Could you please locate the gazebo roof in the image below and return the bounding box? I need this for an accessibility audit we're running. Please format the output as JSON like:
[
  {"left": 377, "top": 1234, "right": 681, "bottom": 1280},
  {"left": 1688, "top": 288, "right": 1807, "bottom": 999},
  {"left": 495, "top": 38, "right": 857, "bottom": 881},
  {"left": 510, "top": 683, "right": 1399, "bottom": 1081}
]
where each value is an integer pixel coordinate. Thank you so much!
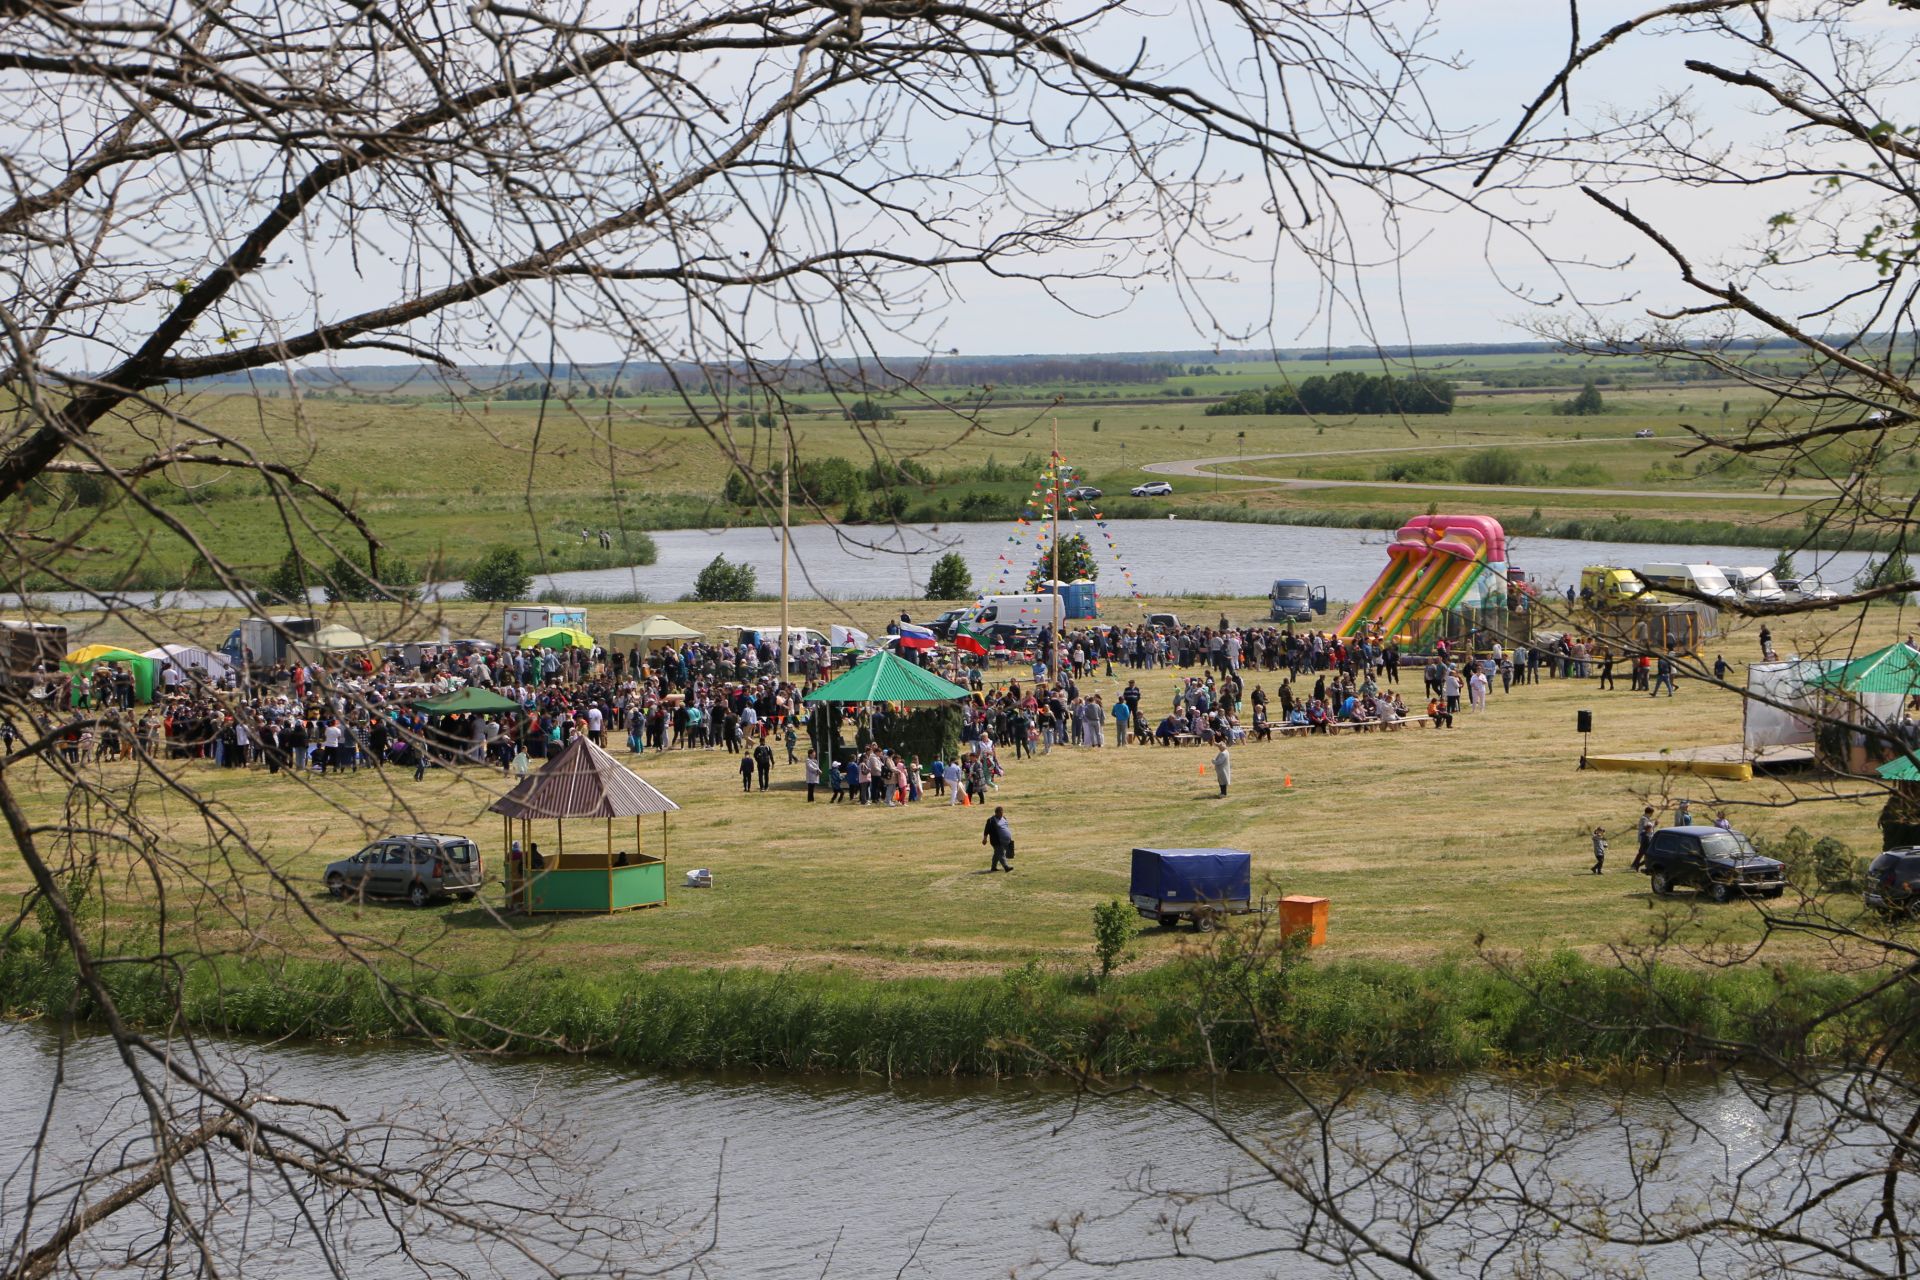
[
  {"left": 415, "top": 685, "right": 523, "bottom": 715},
  {"left": 1880, "top": 754, "right": 1920, "bottom": 783},
  {"left": 803, "top": 650, "right": 971, "bottom": 706},
  {"left": 1809, "top": 642, "right": 1920, "bottom": 694},
  {"left": 489, "top": 735, "right": 680, "bottom": 820}
]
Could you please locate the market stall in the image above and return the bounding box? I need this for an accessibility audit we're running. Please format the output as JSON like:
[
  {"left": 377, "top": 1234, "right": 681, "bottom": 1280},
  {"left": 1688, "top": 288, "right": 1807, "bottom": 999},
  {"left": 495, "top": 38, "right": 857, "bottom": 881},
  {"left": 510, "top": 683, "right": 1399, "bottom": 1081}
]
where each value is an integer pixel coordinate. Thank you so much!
[{"left": 609, "top": 615, "right": 702, "bottom": 657}]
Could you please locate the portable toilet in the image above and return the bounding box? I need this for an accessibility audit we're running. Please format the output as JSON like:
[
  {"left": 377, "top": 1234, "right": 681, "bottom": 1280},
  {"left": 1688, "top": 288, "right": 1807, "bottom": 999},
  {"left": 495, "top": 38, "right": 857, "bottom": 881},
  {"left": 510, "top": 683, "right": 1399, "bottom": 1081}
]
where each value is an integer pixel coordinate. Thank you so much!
[{"left": 1063, "top": 579, "right": 1098, "bottom": 619}]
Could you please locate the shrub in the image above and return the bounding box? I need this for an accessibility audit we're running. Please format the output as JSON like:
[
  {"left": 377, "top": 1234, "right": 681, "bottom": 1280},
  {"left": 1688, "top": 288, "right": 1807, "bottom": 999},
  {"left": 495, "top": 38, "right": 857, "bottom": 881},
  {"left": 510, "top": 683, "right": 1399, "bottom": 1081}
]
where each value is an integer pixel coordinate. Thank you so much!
[
  {"left": 1857, "top": 547, "right": 1914, "bottom": 593},
  {"left": 1091, "top": 900, "right": 1135, "bottom": 980},
  {"left": 1375, "top": 456, "right": 1457, "bottom": 484},
  {"left": 259, "top": 548, "right": 312, "bottom": 605},
  {"left": 324, "top": 550, "right": 418, "bottom": 603},
  {"left": 926, "top": 552, "right": 973, "bottom": 600},
  {"left": 1458, "top": 447, "right": 1527, "bottom": 486},
  {"left": 463, "top": 545, "right": 533, "bottom": 602},
  {"left": 1024, "top": 533, "right": 1098, "bottom": 588},
  {"left": 1553, "top": 378, "right": 1606, "bottom": 416},
  {"left": 693, "top": 554, "right": 757, "bottom": 601},
  {"left": 63, "top": 471, "right": 110, "bottom": 508},
  {"left": 1550, "top": 462, "right": 1611, "bottom": 487}
]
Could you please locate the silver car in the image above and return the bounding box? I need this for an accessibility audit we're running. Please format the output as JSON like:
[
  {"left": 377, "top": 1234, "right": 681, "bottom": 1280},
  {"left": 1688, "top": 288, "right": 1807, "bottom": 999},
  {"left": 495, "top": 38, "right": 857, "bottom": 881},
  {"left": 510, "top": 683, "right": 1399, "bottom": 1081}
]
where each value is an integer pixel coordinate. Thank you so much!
[{"left": 324, "top": 833, "right": 482, "bottom": 907}]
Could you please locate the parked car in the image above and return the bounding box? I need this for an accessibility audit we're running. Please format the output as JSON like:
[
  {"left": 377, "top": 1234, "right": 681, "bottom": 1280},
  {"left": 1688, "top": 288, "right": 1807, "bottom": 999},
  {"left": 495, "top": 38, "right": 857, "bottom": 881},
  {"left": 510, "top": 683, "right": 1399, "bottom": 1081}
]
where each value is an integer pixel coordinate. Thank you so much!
[
  {"left": 1641, "top": 825, "right": 1786, "bottom": 902},
  {"left": 324, "top": 833, "right": 483, "bottom": 907},
  {"left": 1633, "top": 428, "right": 1656, "bottom": 438},
  {"left": 1130, "top": 480, "right": 1173, "bottom": 497},
  {"left": 1778, "top": 575, "right": 1841, "bottom": 605},
  {"left": 1065, "top": 485, "right": 1103, "bottom": 501},
  {"left": 1144, "top": 612, "right": 1180, "bottom": 630},
  {"left": 1865, "top": 848, "right": 1920, "bottom": 917},
  {"left": 927, "top": 607, "right": 971, "bottom": 638}
]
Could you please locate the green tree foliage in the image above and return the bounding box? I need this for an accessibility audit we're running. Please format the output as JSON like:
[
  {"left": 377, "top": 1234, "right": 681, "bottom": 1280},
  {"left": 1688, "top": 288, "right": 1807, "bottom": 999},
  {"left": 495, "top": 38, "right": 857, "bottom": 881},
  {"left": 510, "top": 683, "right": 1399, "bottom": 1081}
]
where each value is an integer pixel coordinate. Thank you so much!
[
  {"left": 1553, "top": 378, "right": 1607, "bottom": 416},
  {"left": 845, "top": 398, "right": 889, "bottom": 421},
  {"left": 1204, "top": 372, "right": 1454, "bottom": 417},
  {"left": 1025, "top": 533, "right": 1098, "bottom": 589},
  {"left": 692, "top": 554, "right": 758, "bottom": 601},
  {"left": 723, "top": 456, "right": 864, "bottom": 507},
  {"left": 1457, "top": 448, "right": 1527, "bottom": 486},
  {"left": 260, "top": 548, "right": 312, "bottom": 605},
  {"left": 62, "top": 471, "right": 109, "bottom": 509},
  {"left": 1856, "top": 547, "right": 1914, "bottom": 593},
  {"left": 1771, "top": 547, "right": 1798, "bottom": 583},
  {"left": 925, "top": 552, "right": 973, "bottom": 600},
  {"left": 1091, "top": 899, "right": 1135, "bottom": 980},
  {"left": 323, "top": 550, "right": 417, "bottom": 603},
  {"left": 463, "top": 545, "right": 533, "bottom": 602}
]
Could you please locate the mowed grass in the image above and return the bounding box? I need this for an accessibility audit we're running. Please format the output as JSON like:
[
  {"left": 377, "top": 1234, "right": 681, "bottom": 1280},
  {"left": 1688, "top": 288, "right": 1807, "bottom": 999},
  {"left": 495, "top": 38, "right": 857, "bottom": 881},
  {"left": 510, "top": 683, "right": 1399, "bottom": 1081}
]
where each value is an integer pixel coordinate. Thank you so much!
[{"left": 9, "top": 596, "right": 1915, "bottom": 981}]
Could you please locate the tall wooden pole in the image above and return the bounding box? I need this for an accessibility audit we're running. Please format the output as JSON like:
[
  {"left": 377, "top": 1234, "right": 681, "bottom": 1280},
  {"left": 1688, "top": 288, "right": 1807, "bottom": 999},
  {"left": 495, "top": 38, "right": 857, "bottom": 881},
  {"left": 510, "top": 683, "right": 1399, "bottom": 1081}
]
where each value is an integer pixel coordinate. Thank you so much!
[
  {"left": 779, "top": 424, "right": 791, "bottom": 683},
  {"left": 1049, "top": 416, "right": 1061, "bottom": 686}
]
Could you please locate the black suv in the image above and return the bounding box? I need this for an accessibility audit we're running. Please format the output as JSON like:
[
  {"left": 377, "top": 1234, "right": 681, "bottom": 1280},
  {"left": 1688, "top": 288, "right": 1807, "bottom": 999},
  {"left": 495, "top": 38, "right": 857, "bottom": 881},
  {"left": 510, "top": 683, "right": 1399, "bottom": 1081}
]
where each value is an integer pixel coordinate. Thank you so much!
[
  {"left": 1642, "top": 825, "right": 1786, "bottom": 903},
  {"left": 1865, "top": 848, "right": 1920, "bottom": 917}
]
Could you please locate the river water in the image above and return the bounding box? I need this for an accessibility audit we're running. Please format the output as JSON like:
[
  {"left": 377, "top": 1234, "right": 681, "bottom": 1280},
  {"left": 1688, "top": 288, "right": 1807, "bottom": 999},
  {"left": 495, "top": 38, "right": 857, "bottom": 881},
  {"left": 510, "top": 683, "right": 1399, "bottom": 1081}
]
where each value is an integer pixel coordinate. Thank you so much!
[
  {"left": 0, "top": 1021, "right": 1889, "bottom": 1278},
  {"left": 13, "top": 519, "right": 1876, "bottom": 613}
]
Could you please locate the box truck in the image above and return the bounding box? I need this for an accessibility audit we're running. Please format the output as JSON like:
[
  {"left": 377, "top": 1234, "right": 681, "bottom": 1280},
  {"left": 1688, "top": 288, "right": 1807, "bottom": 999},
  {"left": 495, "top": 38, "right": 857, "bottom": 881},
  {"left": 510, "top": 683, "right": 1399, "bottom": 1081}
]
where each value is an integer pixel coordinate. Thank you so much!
[{"left": 501, "top": 605, "right": 587, "bottom": 650}]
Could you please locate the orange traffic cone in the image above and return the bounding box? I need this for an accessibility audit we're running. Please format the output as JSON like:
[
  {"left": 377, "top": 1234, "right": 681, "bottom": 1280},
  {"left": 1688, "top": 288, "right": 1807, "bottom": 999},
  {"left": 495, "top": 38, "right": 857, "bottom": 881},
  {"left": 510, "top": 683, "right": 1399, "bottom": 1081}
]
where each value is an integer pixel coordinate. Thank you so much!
[{"left": 1284, "top": 774, "right": 1293, "bottom": 789}]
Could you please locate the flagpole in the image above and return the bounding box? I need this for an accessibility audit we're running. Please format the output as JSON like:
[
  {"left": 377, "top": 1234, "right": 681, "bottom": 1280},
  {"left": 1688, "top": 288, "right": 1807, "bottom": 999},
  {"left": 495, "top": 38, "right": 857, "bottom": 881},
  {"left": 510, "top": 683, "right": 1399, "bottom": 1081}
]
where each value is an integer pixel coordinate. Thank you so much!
[
  {"left": 1049, "top": 416, "right": 1061, "bottom": 687},
  {"left": 779, "top": 423, "right": 791, "bottom": 684}
]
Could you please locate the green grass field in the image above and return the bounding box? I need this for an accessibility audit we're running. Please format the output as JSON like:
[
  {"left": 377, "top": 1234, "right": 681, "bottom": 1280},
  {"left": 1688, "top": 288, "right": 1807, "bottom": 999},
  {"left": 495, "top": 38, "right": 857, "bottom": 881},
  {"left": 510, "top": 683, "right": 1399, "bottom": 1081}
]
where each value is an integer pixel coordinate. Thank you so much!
[
  {"left": 11, "top": 596, "right": 1914, "bottom": 984},
  {"left": 14, "top": 375, "right": 1897, "bottom": 594}
]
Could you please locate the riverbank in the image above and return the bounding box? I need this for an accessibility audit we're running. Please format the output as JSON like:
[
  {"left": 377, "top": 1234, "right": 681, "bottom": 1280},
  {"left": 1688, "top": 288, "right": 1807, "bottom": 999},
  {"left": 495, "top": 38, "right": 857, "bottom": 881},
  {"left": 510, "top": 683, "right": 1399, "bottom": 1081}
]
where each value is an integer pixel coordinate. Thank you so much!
[{"left": 0, "top": 944, "right": 1895, "bottom": 1076}]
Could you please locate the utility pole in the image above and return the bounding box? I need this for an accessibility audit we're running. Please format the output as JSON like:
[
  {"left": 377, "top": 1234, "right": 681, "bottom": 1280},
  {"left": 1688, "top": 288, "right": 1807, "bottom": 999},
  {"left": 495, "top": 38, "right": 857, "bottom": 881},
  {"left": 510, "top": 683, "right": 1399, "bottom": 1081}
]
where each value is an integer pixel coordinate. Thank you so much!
[
  {"left": 1049, "top": 416, "right": 1062, "bottom": 686},
  {"left": 779, "top": 423, "right": 791, "bottom": 683}
]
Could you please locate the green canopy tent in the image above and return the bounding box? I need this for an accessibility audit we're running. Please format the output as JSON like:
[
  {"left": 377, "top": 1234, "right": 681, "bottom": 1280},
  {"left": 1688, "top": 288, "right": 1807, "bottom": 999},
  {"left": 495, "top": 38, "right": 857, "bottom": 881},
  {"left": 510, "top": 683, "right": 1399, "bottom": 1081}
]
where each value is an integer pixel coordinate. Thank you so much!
[
  {"left": 414, "top": 686, "right": 524, "bottom": 715},
  {"left": 1811, "top": 643, "right": 1920, "bottom": 775},
  {"left": 1809, "top": 643, "right": 1920, "bottom": 694},
  {"left": 1879, "top": 755, "right": 1920, "bottom": 783},
  {"left": 804, "top": 650, "right": 970, "bottom": 764},
  {"left": 803, "top": 650, "right": 971, "bottom": 706},
  {"left": 519, "top": 625, "right": 595, "bottom": 650},
  {"left": 59, "top": 645, "right": 157, "bottom": 705}
]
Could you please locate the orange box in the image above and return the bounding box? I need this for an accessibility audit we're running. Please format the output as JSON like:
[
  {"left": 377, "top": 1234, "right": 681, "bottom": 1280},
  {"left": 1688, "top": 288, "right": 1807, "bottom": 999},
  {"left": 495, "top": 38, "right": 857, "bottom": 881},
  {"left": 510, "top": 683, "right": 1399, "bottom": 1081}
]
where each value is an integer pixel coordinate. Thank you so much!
[{"left": 1279, "top": 895, "right": 1329, "bottom": 946}]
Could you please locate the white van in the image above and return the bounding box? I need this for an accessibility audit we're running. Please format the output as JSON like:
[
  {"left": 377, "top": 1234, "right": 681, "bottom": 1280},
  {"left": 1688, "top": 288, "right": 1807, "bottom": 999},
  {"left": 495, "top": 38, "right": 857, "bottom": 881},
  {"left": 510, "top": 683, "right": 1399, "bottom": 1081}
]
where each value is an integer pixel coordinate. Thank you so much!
[
  {"left": 968, "top": 594, "right": 1062, "bottom": 635},
  {"left": 1637, "top": 563, "right": 1736, "bottom": 601},
  {"left": 1726, "top": 567, "right": 1785, "bottom": 604}
]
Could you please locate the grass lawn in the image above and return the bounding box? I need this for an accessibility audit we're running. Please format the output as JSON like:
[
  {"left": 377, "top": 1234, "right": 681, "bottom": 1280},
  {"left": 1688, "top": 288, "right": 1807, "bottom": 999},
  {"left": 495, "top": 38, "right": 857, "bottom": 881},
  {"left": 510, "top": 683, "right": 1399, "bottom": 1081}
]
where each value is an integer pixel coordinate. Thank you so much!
[{"left": 9, "top": 596, "right": 1914, "bottom": 984}]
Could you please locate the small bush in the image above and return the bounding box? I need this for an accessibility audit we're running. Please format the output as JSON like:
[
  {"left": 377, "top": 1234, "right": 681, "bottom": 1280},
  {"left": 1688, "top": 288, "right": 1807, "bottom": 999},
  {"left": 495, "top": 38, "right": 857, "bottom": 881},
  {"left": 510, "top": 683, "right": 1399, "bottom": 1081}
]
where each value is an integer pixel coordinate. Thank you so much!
[
  {"left": 926, "top": 552, "right": 973, "bottom": 600},
  {"left": 1091, "top": 900, "right": 1135, "bottom": 980},
  {"left": 464, "top": 545, "right": 533, "bottom": 602},
  {"left": 693, "top": 554, "right": 758, "bottom": 601},
  {"left": 1458, "top": 447, "right": 1527, "bottom": 486}
]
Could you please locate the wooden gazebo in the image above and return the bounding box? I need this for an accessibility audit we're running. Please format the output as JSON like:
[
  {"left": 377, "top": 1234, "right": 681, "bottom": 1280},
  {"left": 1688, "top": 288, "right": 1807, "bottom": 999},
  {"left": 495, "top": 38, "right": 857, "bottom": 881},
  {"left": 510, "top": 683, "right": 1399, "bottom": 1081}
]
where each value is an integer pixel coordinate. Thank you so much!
[{"left": 489, "top": 735, "right": 679, "bottom": 914}]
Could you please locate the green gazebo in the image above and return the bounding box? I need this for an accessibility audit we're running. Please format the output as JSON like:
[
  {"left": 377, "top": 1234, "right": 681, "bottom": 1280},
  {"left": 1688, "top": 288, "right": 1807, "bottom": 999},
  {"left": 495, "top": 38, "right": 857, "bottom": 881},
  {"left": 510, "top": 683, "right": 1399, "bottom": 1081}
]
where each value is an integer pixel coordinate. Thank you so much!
[
  {"left": 414, "top": 686, "right": 524, "bottom": 715},
  {"left": 489, "top": 735, "right": 679, "bottom": 915},
  {"left": 803, "top": 650, "right": 972, "bottom": 707}
]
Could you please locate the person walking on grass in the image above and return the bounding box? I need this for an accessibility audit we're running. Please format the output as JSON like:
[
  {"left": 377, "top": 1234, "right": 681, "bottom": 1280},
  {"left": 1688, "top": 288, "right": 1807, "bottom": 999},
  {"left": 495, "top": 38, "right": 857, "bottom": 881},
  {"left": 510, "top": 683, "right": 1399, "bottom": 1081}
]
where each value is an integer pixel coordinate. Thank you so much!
[
  {"left": 1633, "top": 805, "right": 1656, "bottom": 871},
  {"left": 1212, "top": 738, "right": 1232, "bottom": 797},
  {"left": 983, "top": 805, "right": 1014, "bottom": 873},
  {"left": 738, "top": 751, "right": 754, "bottom": 793},
  {"left": 753, "top": 740, "right": 774, "bottom": 791},
  {"left": 1591, "top": 826, "right": 1608, "bottom": 875},
  {"left": 804, "top": 748, "right": 820, "bottom": 802}
]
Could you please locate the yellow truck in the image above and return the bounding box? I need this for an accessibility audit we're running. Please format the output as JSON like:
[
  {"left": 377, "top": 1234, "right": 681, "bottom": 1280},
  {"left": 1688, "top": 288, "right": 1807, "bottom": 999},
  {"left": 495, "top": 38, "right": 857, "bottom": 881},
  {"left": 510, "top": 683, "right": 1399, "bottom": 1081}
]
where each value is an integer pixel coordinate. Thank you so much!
[{"left": 1576, "top": 565, "right": 1718, "bottom": 654}]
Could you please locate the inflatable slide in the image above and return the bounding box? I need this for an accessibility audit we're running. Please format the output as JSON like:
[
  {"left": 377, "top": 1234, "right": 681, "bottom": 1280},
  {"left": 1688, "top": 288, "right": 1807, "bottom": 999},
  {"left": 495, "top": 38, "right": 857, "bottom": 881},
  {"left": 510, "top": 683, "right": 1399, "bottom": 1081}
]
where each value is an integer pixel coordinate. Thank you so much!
[{"left": 1335, "top": 514, "right": 1507, "bottom": 650}]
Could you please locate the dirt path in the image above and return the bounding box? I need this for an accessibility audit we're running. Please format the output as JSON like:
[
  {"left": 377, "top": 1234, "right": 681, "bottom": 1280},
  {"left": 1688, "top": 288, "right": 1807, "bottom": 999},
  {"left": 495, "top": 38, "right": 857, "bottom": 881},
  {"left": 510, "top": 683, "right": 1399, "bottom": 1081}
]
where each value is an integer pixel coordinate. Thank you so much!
[{"left": 1139, "top": 434, "right": 1814, "bottom": 503}]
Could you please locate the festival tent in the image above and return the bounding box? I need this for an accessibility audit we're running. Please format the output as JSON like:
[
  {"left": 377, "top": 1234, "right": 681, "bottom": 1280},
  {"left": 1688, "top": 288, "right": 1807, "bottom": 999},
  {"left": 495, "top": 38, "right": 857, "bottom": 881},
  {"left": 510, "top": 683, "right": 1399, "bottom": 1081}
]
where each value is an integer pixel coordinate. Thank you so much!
[
  {"left": 608, "top": 616, "right": 702, "bottom": 651},
  {"left": 803, "top": 650, "right": 970, "bottom": 706},
  {"left": 489, "top": 735, "right": 679, "bottom": 915},
  {"left": 1809, "top": 642, "right": 1920, "bottom": 694},
  {"left": 59, "top": 645, "right": 157, "bottom": 703},
  {"left": 296, "top": 624, "right": 374, "bottom": 652},
  {"left": 519, "top": 625, "right": 595, "bottom": 650},
  {"left": 1879, "top": 754, "right": 1920, "bottom": 783},
  {"left": 414, "top": 686, "right": 523, "bottom": 715},
  {"left": 140, "top": 643, "right": 233, "bottom": 678}
]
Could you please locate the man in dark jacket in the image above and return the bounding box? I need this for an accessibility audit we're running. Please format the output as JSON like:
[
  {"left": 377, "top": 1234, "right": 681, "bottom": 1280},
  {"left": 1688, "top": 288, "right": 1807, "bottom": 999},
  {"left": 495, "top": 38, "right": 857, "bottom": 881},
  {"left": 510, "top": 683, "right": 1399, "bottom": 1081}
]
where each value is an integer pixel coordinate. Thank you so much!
[{"left": 982, "top": 806, "right": 1014, "bottom": 873}]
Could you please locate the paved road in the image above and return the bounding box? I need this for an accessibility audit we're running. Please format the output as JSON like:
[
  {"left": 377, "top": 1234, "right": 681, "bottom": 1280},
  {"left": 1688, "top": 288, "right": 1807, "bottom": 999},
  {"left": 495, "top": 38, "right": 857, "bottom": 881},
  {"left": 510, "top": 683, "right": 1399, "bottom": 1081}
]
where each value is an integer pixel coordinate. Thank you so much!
[{"left": 1138, "top": 435, "right": 1813, "bottom": 503}]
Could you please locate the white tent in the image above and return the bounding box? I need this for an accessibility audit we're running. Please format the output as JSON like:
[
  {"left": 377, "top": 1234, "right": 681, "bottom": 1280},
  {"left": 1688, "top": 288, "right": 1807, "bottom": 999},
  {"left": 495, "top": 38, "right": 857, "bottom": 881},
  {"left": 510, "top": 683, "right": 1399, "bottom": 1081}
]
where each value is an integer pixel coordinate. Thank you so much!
[{"left": 140, "top": 643, "right": 233, "bottom": 677}]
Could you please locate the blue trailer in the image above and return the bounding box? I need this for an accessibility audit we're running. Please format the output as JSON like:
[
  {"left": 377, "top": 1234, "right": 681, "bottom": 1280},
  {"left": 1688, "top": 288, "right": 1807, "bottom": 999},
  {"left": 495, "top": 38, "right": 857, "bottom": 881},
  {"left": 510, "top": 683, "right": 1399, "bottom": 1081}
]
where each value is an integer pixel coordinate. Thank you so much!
[{"left": 1130, "top": 847, "right": 1253, "bottom": 931}]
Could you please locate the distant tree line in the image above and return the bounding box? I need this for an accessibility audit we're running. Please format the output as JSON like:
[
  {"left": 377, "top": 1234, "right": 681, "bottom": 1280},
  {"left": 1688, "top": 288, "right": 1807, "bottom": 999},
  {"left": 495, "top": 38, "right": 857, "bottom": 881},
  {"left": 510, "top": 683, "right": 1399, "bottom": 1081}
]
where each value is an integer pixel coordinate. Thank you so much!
[{"left": 1204, "top": 372, "right": 1455, "bottom": 417}]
